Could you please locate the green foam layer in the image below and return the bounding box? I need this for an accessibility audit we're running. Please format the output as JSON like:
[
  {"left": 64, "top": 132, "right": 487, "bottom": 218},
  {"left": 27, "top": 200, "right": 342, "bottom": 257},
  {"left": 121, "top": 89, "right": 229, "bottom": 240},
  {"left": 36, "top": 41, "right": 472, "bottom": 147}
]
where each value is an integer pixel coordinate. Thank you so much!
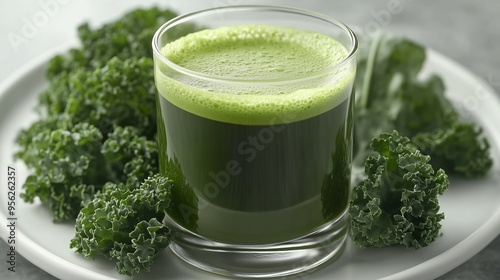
[{"left": 157, "top": 24, "right": 354, "bottom": 125}]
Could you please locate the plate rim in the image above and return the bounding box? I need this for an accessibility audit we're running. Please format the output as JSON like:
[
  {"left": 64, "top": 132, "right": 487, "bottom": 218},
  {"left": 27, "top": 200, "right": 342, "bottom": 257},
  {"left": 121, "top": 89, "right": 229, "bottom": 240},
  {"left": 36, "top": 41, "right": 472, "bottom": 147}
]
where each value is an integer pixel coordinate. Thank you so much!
[{"left": 0, "top": 43, "right": 499, "bottom": 280}]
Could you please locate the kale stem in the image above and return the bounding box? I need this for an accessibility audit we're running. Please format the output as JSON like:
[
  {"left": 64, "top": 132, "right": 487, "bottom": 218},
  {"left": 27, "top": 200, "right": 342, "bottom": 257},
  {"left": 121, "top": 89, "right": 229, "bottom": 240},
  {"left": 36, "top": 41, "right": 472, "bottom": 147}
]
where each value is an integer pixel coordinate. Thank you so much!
[{"left": 359, "top": 31, "right": 384, "bottom": 110}]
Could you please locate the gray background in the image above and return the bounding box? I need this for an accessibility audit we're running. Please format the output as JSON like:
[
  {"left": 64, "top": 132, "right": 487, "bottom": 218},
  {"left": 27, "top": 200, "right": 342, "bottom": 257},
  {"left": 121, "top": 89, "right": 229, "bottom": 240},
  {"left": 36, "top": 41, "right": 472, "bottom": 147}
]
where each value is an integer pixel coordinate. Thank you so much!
[{"left": 1, "top": 0, "right": 499, "bottom": 279}]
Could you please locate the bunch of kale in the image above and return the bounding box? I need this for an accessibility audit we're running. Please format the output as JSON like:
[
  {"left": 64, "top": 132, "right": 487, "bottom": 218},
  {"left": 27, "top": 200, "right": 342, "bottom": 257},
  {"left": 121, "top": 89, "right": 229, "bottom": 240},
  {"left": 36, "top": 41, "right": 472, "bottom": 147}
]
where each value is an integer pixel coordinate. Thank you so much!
[
  {"left": 15, "top": 7, "right": 194, "bottom": 276},
  {"left": 349, "top": 32, "right": 492, "bottom": 249}
]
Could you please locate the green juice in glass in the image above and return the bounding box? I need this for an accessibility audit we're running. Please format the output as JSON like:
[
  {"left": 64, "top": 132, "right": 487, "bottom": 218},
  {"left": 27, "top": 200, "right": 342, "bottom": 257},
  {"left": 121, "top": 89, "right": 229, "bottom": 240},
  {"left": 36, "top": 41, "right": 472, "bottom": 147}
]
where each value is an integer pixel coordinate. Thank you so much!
[{"left": 156, "top": 24, "right": 354, "bottom": 245}]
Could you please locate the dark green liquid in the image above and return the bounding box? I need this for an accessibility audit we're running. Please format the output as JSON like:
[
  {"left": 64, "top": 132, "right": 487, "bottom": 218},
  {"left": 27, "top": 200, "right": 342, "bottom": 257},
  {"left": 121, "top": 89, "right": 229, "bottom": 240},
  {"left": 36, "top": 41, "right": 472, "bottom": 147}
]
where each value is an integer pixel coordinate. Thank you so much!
[
  {"left": 156, "top": 24, "right": 354, "bottom": 244},
  {"left": 157, "top": 92, "right": 353, "bottom": 245}
]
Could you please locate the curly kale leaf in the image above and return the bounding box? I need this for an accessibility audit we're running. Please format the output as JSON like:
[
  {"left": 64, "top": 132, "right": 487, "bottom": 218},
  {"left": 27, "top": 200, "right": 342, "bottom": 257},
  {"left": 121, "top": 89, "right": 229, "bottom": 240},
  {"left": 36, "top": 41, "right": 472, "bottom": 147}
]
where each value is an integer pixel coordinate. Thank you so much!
[
  {"left": 349, "top": 131, "right": 449, "bottom": 249},
  {"left": 391, "top": 75, "right": 458, "bottom": 137},
  {"left": 16, "top": 57, "right": 160, "bottom": 221},
  {"left": 15, "top": 115, "right": 69, "bottom": 156},
  {"left": 16, "top": 121, "right": 159, "bottom": 222},
  {"left": 16, "top": 7, "right": 189, "bottom": 223},
  {"left": 412, "top": 123, "right": 493, "bottom": 178},
  {"left": 17, "top": 122, "right": 108, "bottom": 221},
  {"left": 356, "top": 32, "right": 426, "bottom": 111},
  {"left": 353, "top": 32, "right": 428, "bottom": 164},
  {"left": 353, "top": 31, "right": 493, "bottom": 178},
  {"left": 70, "top": 175, "right": 173, "bottom": 276},
  {"left": 41, "top": 57, "right": 157, "bottom": 138},
  {"left": 46, "top": 7, "right": 181, "bottom": 79},
  {"left": 102, "top": 126, "right": 159, "bottom": 186}
]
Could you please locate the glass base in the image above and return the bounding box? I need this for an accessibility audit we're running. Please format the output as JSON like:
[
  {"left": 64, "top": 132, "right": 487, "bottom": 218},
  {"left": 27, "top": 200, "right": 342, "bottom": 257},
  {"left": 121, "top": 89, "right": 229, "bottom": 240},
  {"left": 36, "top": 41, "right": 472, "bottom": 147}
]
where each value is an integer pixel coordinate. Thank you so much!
[{"left": 167, "top": 211, "right": 348, "bottom": 278}]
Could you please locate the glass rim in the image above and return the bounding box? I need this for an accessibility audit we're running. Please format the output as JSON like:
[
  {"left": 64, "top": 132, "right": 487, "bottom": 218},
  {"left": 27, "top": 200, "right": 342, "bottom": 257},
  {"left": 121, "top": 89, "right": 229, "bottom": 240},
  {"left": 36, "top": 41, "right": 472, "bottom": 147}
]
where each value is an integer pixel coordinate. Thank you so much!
[{"left": 152, "top": 5, "right": 358, "bottom": 84}]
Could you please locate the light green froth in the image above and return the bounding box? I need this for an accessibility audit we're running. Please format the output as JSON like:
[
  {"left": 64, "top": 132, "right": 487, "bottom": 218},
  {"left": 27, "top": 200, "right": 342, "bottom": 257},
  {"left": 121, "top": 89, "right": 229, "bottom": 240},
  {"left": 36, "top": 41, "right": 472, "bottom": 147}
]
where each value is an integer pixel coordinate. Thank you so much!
[{"left": 157, "top": 24, "right": 354, "bottom": 125}]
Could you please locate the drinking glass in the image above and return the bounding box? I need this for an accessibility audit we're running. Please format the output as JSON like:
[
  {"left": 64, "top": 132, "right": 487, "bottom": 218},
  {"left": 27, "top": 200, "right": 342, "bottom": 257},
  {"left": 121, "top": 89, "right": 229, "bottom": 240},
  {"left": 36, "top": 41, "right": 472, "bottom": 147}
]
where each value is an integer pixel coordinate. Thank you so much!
[{"left": 152, "top": 5, "right": 357, "bottom": 278}]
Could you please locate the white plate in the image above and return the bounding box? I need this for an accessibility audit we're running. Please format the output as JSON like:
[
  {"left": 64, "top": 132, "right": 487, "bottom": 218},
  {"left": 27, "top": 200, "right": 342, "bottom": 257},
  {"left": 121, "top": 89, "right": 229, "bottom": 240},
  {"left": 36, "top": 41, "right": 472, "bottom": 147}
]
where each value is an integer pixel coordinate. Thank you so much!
[{"left": 0, "top": 44, "right": 499, "bottom": 280}]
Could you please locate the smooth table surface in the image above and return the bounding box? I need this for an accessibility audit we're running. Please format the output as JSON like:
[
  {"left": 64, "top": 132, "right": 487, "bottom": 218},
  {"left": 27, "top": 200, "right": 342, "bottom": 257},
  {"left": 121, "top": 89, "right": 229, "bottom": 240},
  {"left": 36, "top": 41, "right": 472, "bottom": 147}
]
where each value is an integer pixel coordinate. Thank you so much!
[{"left": 1, "top": 0, "right": 499, "bottom": 279}]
